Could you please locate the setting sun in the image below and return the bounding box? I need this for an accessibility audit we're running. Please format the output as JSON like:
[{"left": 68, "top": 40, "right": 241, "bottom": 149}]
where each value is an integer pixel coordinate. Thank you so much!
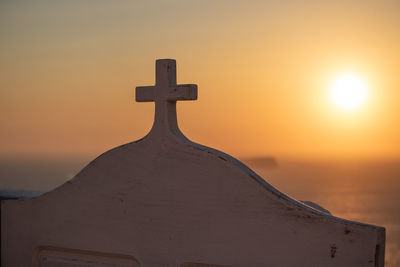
[{"left": 329, "top": 73, "right": 369, "bottom": 111}]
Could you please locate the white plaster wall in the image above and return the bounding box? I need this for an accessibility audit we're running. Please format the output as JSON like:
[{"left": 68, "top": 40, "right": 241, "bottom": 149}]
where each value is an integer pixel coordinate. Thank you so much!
[{"left": 1, "top": 136, "right": 385, "bottom": 266}]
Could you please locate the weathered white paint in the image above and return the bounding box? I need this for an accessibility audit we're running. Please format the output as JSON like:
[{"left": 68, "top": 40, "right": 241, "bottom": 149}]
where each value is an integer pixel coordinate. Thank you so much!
[{"left": 1, "top": 59, "right": 385, "bottom": 267}]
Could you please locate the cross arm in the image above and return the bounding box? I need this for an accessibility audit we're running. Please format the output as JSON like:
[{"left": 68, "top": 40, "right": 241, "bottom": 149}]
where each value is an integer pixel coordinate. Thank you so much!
[
  {"left": 168, "top": 84, "right": 197, "bottom": 101},
  {"left": 136, "top": 84, "right": 197, "bottom": 102},
  {"left": 136, "top": 86, "right": 155, "bottom": 102}
]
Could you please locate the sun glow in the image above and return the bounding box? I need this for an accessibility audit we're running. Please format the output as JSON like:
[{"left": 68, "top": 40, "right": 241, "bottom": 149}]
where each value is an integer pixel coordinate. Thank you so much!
[{"left": 329, "top": 73, "right": 369, "bottom": 111}]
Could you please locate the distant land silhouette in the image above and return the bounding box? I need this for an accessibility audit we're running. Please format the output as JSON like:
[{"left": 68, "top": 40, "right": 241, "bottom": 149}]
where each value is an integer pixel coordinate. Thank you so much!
[
  {"left": 0, "top": 189, "right": 42, "bottom": 200},
  {"left": 241, "top": 156, "right": 278, "bottom": 168}
]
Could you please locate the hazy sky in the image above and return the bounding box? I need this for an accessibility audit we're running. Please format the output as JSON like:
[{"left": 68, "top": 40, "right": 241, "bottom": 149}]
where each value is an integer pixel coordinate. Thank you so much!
[{"left": 1, "top": 0, "right": 399, "bottom": 160}]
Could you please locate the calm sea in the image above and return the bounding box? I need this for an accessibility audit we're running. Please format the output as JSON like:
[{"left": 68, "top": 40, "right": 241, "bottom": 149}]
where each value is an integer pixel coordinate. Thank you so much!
[{"left": 1, "top": 157, "right": 399, "bottom": 266}]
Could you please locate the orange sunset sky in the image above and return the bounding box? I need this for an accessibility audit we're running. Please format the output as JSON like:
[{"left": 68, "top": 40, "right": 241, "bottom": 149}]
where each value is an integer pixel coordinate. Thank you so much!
[{"left": 1, "top": 0, "right": 399, "bottom": 160}]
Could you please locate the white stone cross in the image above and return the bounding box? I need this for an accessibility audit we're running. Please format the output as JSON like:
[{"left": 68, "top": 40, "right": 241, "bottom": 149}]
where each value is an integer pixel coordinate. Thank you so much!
[{"left": 136, "top": 59, "right": 197, "bottom": 137}]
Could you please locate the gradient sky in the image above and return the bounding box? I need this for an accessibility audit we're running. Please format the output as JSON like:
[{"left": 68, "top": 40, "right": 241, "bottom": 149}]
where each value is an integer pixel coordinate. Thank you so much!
[{"left": 1, "top": 0, "right": 399, "bottom": 160}]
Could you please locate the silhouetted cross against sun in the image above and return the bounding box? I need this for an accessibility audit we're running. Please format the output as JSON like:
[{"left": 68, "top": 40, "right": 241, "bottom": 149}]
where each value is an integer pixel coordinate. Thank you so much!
[{"left": 136, "top": 59, "right": 197, "bottom": 138}]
